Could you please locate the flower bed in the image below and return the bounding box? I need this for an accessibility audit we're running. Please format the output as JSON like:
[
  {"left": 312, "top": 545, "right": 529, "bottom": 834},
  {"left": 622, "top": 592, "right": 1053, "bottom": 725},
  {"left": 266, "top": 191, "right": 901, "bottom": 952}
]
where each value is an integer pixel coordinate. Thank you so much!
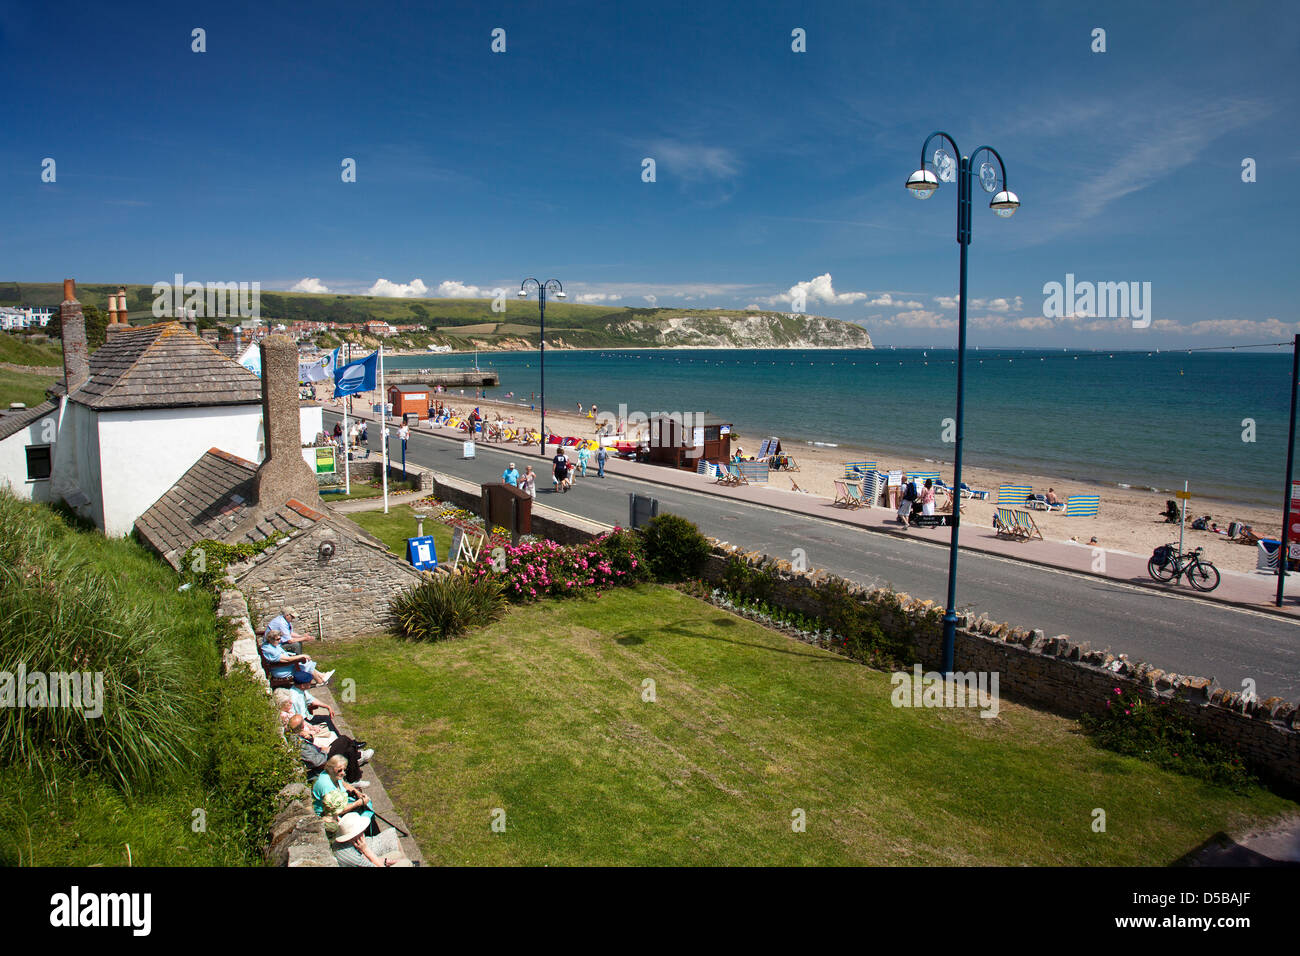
[{"left": 470, "top": 528, "right": 648, "bottom": 602}]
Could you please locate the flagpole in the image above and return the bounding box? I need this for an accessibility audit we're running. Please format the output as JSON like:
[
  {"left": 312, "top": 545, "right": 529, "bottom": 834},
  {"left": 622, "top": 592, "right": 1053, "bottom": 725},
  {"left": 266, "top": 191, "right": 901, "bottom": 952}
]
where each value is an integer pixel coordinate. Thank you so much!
[
  {"left": 341, "top": 345, "right": 350, "bottom": 495},
  {"left": 380, "top": 343, "right": 389, "bottom": 514}
]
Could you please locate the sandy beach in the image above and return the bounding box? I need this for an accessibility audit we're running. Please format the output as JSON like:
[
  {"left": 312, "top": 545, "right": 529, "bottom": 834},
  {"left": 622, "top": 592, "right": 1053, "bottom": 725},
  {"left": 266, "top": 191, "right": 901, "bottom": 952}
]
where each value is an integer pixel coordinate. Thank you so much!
[{"left": 334, "top": 390, "right": 1282, "bottom": 576}]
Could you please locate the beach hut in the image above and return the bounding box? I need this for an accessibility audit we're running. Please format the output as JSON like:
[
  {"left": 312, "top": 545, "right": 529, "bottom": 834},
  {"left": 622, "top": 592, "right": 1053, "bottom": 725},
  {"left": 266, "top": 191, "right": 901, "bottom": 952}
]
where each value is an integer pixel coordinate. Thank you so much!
[
  {"left": 647, "top": 412, "right": 733, "bottom": 470},
  {"left": 387, "top": 383, "right": 430, "bottom": 420}
]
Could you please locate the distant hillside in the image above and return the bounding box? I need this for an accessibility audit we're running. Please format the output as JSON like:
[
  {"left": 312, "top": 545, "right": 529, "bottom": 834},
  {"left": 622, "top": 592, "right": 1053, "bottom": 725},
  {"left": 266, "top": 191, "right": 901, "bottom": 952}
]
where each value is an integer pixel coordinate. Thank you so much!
[{"left": 0, "top": 282, "right": 872, "bottom": 351}]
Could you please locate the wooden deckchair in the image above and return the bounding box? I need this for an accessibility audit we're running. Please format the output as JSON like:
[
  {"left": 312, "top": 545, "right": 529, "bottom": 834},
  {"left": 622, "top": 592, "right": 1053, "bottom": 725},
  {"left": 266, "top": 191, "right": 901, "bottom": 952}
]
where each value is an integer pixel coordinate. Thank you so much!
[
  {"left": 845, "top": 483, "right": 866, "bottom": 508},
  {"left": 832, "top": 480, "right": 851, "bottom": 506},
  {"left": 727, "top": 464, "right": 749, "bottom": 485},
  {"left": 1013, "top": 509, "right": 1044, "bottom": 540},
  {"left": 994, "top": 508, "right": 1027, "bottom": 540}
]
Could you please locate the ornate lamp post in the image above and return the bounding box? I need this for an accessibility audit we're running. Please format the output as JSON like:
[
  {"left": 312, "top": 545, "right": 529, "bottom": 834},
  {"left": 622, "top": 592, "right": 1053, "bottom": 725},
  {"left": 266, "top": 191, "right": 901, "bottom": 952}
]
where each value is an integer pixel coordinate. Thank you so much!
[
  {"left": 906, "top": 132, "right": 1020, "bottom": 673},
  {"left": 517, "top": 278, "right": 565, "bottom": 455}
]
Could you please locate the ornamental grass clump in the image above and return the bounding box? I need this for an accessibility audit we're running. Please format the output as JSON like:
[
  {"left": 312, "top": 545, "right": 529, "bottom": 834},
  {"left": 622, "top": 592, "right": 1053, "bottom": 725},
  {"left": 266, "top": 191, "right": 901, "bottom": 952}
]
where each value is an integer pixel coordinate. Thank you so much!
[{"left": 388, "top": 573, "right": 507, "bottom": 641}]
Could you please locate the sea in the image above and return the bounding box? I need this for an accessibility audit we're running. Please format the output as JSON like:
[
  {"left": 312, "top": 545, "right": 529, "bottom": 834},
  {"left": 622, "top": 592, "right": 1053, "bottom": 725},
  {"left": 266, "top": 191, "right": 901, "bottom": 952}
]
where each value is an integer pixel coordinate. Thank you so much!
[{"left": 383, "top": 347, "right": 1297, "bottom": 509}]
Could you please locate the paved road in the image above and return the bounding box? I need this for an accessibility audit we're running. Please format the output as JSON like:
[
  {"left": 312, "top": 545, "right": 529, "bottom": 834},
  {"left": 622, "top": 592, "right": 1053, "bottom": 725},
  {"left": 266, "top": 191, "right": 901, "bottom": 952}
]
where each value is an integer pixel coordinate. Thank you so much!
[{"left": 329, "top": 412, "right": 1300, "bottom": 701}]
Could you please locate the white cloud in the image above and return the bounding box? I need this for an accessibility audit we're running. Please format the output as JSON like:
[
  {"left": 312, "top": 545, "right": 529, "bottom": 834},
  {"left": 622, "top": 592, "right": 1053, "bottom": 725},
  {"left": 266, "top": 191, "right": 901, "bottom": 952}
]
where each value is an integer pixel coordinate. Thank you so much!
[
  {"left": 367, "top": 278, "right": 430, "bottom": 298},
  {"left": 933, "top": 295, "right": 1023, "bottom": 312},
  {"left": 644, "top": 294, "right": 658, "bottom": 306},
  {"left": 865, "top": 292, "right": 924, "bottom": 309},
  {"left": 762, "top": 273, "right": 869, "bottom": 308},
  {"left": 874, "top": 309, "right": 956, "bottom": 330},
  {"left": 290, "top": 277, "right": 330, "bottom": 294},
  {"left": 576, "top": 293, "right": 618, "bottom": 304},
  {"left": 1152, "top": 317, "right": 1298, "bottom": 337},
  {"left": 648, "top": 141, "right": 741, "bottom": 182},
  {"left": 435, "top": 280, "right": 488, "bottom": 298}
]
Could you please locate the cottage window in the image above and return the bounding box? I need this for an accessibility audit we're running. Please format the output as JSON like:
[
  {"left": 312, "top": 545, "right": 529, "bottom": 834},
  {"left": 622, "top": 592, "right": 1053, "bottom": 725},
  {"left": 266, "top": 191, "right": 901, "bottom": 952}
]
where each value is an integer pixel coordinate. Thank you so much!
[
  {"left": 25, "top": 444, "right": 52, "bottom": 481},
  {"left": 703, "top": 426, "right": 721, "bottom": 441}
]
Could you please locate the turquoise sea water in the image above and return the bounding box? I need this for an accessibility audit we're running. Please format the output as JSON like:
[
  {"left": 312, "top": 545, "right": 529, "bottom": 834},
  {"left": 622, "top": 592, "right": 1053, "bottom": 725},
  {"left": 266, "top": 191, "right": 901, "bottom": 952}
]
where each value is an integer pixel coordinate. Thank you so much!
[{"left": 384, "top": 347, "right": 1296, "bottom": 508}]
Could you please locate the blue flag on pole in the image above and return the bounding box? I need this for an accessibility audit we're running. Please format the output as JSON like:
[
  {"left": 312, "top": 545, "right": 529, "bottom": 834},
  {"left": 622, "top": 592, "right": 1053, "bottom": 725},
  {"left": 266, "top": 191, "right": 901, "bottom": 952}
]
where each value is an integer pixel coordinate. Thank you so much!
[{"left": 333, "top": 350, "right": 378, "bottom": 396}]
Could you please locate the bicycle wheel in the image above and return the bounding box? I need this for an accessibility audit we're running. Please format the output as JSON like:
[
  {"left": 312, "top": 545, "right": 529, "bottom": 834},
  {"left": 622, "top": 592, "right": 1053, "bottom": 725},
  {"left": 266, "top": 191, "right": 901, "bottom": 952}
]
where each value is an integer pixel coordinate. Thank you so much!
[
  {"left": 1148, "top": 557, "right": 1177, "bottom": 582},
  {"left": 1187, "top": 559, "right": 1220, "bottom": 592}
]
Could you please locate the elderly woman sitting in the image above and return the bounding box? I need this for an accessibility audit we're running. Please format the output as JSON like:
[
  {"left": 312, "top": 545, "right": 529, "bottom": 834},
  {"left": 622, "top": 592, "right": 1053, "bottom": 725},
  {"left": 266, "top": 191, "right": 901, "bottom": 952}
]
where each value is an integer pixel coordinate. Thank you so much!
[
  {"left": 311, "top": 755, "right": 378, "bottom": 835},
  {"left": 332, "top": 812, "right": 401, "bottom": 867}
]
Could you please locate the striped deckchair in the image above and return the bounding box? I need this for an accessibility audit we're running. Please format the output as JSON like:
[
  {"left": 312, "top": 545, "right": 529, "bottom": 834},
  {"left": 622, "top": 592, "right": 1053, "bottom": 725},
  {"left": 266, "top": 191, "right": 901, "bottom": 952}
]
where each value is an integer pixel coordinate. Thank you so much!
[
  {"left": 1065, "top": 495, "right": 1101, "bottom": 517},
  {"left": 1014, "top": 510, "right": 1043, "bottom": 540},
  {"left": 843, "top": 461, "right": 878, "bottom": 479},
  {"left": 832, "top": 480, "right": 851, "bottom": 506},
  {"left": 844, "top": 483, "right": 866, "bottom": 508},
  {"left": 860, "top": 471, "right": 884, "bottom": 506},
  {"left": 996, "top": 483, "right": 1032, "bottom": 508},
  {"left": 994, "top": 508, "right": 1024, "bottom": 539}
]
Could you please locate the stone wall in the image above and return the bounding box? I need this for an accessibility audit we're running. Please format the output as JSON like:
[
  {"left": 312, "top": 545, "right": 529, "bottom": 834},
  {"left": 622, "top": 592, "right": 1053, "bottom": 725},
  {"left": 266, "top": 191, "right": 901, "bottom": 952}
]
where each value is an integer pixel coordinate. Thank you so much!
[
  {"left": 700, "top": 543, "right": 1300, "bottom": 794},
  {"left": 215, "top": 588, "right": 338, "bottom": 866},
  {"left": 231, "top": 520, "right": 423, "bottom": 638}
]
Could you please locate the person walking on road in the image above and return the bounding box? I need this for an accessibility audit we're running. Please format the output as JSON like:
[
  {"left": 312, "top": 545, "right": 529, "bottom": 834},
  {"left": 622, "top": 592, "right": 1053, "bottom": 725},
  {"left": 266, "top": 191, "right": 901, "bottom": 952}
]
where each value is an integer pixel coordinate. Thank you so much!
[{"left": 596, "top": 446, "right": 607, "bottom": 478}]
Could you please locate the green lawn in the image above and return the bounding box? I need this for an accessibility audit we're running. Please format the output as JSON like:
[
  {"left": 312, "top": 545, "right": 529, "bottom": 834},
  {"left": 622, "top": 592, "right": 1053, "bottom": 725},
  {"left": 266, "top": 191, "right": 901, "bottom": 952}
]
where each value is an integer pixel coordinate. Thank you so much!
[
  {"left": 346, "top": 503, "right": 454, "bottom": 563},
  {"left": 0, "top": 368, "right": 58, "bottom": 408},
  {"left": 320, "top": 478, "right": 418, "bottom": 503},
  {"left": 315, "top": 585, "right": 1296, "bottom": 866}
]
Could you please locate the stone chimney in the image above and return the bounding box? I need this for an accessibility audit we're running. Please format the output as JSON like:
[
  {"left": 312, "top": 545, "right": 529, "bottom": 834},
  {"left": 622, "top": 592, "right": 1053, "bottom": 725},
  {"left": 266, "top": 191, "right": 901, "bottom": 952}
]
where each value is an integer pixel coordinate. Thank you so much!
[
  {"left": 60, "top": 279, "right": 90, "bottom": 394},
  {"left": 253, "top": 334, "right": 320, "bottom": 507},
  {"left": 181, "top": 307, "right": 198, "bottom": 335}
]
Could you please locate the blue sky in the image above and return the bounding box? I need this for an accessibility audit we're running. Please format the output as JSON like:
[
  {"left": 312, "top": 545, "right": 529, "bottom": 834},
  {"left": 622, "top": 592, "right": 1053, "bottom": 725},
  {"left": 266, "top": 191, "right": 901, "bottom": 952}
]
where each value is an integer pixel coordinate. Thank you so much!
[{"left": 2, "top": 0, "right": 1297, "bottom": 346}]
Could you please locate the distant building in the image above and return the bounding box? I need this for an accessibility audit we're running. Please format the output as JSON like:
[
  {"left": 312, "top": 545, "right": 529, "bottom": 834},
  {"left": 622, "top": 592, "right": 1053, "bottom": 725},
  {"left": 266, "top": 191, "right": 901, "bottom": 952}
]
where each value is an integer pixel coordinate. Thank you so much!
[
  {"left": 364, "top": 320, "right": 394, "bottom": 337},
  {"left": 0, "top": 306, "right": 54, "bottom": 330},
  {"left": 387, "top": 384, "right": 430, "bottom": 420}
]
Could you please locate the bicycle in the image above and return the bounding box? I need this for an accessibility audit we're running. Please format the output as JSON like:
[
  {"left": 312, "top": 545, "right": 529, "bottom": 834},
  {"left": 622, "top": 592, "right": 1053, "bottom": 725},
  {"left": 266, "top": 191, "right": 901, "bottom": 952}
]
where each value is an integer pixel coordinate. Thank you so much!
[{"left": 1147, "top": 543, "right": 1220, "bottom": 592}]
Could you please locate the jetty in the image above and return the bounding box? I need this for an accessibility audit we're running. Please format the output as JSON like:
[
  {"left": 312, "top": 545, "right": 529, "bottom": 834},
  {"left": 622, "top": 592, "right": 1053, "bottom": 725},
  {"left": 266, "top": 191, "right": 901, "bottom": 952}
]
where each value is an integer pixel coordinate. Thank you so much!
[{"left": 384, "top": 367, "right": 499, "bottom": 388}]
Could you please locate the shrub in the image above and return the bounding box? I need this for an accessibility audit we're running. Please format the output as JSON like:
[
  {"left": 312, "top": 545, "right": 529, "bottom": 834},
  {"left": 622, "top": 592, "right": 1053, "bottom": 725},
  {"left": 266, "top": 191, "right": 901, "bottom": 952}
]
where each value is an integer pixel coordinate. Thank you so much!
[
  {"left": 640, "top": 513, "right": 710, "bottom": 582},
  {"left": 1080, "top": 687, "right": 1256, "bottom": 792},
  {"left": 389, "top": 573, "right": 507, "bottom": 641},
  {"left": 180, "top": 534, "right": 282, "bottom": 592},
  {"left": 207, "top": 666, "right": 298, "bottom": 856},
  {"left": 596, "top": 527, "right": 651, "bottom": 583},
  {"left": 475, "top": 535, "right": 645, "bottom": 602}
]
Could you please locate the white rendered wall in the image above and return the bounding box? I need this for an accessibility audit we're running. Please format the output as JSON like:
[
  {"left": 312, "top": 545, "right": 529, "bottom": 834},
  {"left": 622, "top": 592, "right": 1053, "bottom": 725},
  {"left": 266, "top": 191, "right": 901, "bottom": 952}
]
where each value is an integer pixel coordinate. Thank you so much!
[
  {"left": 97, "top": 404, "right": 263, "bottom": 537},
  {"left": 50, "top": 399, "right": 104, "bottom": 529},
  {"left": 299, "top": 404, "right": 323, "bottom": 444}
]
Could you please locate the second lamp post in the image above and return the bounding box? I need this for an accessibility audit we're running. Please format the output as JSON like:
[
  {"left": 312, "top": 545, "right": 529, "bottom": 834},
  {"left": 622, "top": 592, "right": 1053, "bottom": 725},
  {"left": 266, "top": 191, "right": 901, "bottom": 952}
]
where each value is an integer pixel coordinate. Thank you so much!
[
  {"left": 518, "top": 278, "right": 565, "bottom": 455},
  {"left": 905, "top": 132, "right": 1019, "bottom": 674}
]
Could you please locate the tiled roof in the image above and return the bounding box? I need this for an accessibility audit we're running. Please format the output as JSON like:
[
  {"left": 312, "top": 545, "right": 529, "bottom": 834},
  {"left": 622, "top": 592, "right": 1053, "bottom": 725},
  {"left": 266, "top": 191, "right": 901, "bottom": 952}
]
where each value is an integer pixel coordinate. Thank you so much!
[
  {"left": 215, "top": 340, "right": 241, "bottom": 358},
  {"left": 133, "top": 448, "right": 262, "bottom": 566},
  {"left": 0, "top": 399, "right": 58, "bottom": 442},
  {"left": 68, "top": 322, "right": 262, "bottom": 410}
]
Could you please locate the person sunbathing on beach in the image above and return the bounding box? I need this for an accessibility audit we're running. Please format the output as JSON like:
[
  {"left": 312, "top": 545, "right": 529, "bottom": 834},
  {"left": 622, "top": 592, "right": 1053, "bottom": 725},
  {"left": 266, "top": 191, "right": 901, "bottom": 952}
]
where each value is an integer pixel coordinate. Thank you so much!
[{"left": 1046, "top": 488, "right": 1061, "bottom": 505}]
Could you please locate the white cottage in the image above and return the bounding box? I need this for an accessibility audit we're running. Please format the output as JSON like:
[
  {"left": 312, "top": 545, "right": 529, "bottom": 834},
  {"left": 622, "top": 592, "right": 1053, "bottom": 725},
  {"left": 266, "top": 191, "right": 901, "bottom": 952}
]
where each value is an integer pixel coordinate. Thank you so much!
[{"left": 0, "top": 399, "right": 60, "bottom": 503}]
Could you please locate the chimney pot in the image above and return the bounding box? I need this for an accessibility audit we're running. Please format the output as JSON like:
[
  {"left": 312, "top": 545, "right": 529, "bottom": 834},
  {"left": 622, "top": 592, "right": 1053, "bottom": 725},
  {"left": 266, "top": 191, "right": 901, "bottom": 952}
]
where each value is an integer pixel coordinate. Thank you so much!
[{"left": 62, "top": 278, "right": 76, "bottom": 302}]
